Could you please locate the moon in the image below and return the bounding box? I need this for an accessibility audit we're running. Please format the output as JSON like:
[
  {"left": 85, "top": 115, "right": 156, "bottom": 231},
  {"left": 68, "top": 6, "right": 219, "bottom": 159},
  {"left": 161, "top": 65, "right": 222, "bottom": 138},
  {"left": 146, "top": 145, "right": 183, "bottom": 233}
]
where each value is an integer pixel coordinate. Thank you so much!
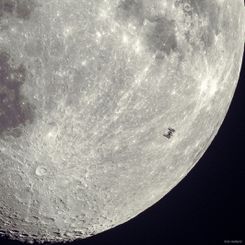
[{"left": 0, "top": 0, "right": 244, "bottom": 243}]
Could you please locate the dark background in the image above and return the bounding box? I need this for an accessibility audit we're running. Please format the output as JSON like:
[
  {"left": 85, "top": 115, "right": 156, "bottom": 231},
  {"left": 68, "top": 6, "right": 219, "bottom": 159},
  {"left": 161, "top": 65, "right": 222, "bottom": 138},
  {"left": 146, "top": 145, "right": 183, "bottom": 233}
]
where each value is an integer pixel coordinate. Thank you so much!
[{"left": 1, "top": 52, "right": 244, "bottom": 245}]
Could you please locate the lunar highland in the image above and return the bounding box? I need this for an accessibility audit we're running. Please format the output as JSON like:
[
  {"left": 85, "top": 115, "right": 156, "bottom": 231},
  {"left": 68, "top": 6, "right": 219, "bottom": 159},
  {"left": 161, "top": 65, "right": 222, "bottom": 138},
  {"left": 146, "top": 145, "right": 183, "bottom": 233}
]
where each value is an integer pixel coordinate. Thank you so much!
[{"left": 0, "top": 0, "right": 244, "bottom": 243}]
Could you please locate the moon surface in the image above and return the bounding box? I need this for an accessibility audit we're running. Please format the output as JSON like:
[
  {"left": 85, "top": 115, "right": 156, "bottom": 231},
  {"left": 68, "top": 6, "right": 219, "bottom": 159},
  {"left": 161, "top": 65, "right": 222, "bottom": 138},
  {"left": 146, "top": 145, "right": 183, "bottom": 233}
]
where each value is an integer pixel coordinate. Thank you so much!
[{"left": 0, "top": 0, "right": 244, "bottom": 243}]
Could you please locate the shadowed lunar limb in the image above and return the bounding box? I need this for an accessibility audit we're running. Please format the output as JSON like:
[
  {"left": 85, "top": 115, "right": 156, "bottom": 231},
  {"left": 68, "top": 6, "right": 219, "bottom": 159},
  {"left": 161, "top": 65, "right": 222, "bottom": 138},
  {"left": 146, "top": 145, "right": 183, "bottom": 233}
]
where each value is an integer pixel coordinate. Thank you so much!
[{"left": 0, "top": 0, "right": 244, "bottom": 243}]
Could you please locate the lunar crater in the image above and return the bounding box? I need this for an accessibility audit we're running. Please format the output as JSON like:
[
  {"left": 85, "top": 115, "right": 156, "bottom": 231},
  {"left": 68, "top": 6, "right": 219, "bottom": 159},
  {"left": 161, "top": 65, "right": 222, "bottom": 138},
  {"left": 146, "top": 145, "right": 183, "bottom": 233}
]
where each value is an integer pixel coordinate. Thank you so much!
[{"left": 0, "top": 0, "right": 244, "bottom": 243}]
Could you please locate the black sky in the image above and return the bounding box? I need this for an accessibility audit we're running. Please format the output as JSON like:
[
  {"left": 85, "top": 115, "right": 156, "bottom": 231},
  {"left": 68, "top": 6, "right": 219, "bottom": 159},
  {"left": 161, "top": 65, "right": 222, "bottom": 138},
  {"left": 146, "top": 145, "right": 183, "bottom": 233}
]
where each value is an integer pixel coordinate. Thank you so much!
[{"left": 1, "top": 49, "right": 244, "bottom": 245}]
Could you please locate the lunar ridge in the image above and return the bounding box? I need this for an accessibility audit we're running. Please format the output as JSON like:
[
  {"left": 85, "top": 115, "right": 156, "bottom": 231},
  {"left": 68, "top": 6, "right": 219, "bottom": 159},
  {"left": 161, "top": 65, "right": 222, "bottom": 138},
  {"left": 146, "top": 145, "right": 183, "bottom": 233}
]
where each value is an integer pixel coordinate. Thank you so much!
[{"left": 0, "top": 0, "right": 244, "bottom": 243}]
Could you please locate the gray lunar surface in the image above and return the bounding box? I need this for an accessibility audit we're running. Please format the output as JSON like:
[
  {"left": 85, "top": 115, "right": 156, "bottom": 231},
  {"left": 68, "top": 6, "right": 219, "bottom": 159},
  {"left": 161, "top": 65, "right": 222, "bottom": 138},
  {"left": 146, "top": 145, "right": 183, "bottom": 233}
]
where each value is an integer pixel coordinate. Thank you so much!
[{"left": 0, "top": 0, "right": 244, "bottom": 243}]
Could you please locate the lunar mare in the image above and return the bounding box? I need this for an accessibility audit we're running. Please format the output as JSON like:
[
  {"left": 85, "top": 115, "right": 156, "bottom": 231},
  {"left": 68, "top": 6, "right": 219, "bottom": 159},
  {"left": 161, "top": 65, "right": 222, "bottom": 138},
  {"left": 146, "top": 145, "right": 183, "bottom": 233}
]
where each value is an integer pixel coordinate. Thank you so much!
[{"left": 0, "top": 0, "right": 244, "bottom": 243}]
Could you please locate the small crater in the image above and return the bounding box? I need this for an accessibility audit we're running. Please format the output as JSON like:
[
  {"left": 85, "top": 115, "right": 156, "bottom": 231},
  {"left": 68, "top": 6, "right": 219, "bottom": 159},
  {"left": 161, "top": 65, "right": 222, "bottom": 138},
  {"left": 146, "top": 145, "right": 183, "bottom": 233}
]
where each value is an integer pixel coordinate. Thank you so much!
[
  {"left": 35, "top": 165, "right": 48, "bottom": 176},
  {"left": 175, "top": 0, "right": 221, "bottom": 49},
  {"left": 41, "top": 216, "right": 55, "bottom": 224},
  {"left": 19, "top": 233, "right": 29, "bottom": 238},
  {"left": 52, "top": 232, "right": 61, "bottom": 237},
  {"left": 31, "top": 216, "right": 39, "bottom": 221},
  {"left": 175, "top": 0, "right": 194, "bottom": 15}
]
